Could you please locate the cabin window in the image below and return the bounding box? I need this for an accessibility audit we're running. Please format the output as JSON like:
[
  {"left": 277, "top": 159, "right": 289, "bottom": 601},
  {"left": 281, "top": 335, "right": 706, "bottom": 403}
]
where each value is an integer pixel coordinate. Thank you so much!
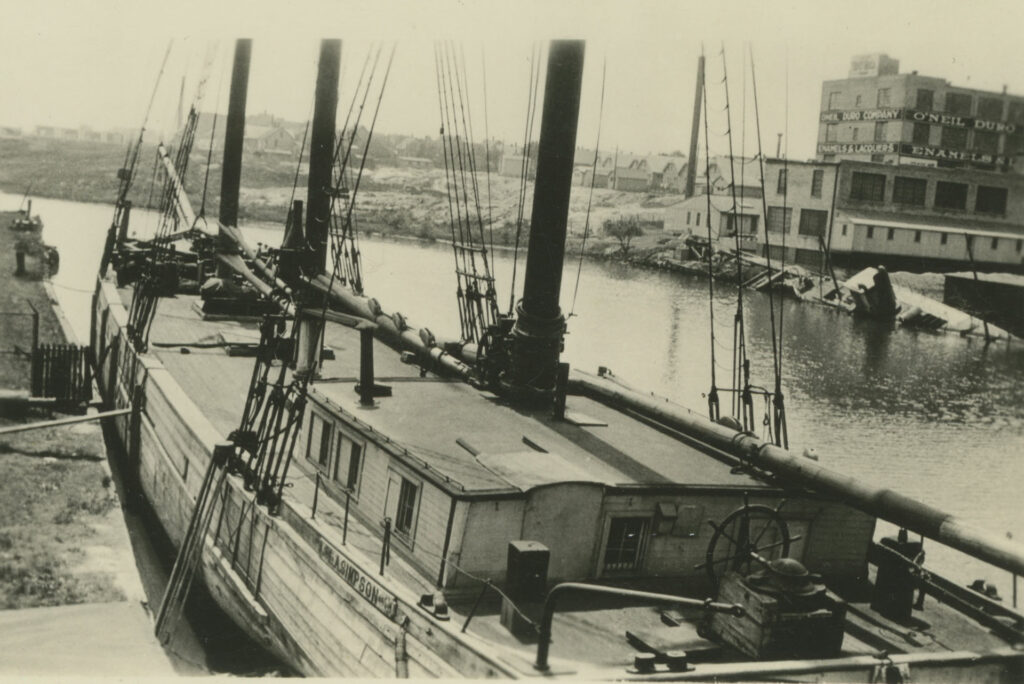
[
  {"left": 603, "top": 517, "right": 649, "bottom": 572},
  {"left": 893, "top": 177, "right": 927, "bottom": 206},
  {"left": 912, "top": 122, "right": 930, "bottom": 146},
  {"left": 850, "top": 172, "right": 886, "bottom": 202},
  {"left": 975, "top": 186, "right": 1008, "bottom": 215},
  {"left": 318, "top": 422, "right": 333, "bottom": 469},
  {"left": 332, "top": 431, "right": 364, "bottom": 494},
  {"left": 811, "top": 169, "right": 824, "bottom": 198},
  {"left": 797, "top": 209, "right": 828, "bottom": 237},
  {"left": 395, "top": 479, "right": 418, "bottom": 535},
  {"left": 934, "top": 181, "right": 968, "bottom": 210}
]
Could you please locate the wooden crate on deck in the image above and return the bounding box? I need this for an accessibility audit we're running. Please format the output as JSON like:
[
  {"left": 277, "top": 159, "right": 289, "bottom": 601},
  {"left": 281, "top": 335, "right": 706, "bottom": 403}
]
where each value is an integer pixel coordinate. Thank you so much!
[{"left": 708, "top": 572, "right": 846, "bottom": 660}]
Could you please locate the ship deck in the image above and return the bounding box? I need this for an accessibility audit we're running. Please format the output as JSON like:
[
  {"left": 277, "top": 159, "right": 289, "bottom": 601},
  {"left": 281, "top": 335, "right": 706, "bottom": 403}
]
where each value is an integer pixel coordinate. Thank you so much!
[{"left": 126, "top": 286, "right": 1022, "bottom": 678}]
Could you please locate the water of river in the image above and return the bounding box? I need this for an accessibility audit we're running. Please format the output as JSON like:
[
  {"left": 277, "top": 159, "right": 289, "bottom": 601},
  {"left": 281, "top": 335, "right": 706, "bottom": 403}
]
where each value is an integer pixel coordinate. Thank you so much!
[{"left": 5, "top": 190, "right": 1023, "bottom": 600}]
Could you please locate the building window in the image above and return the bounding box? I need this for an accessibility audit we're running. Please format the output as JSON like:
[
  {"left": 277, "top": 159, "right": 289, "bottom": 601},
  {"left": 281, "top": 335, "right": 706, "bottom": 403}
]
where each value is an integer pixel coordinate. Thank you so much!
[
  {"left": 887, "top": 227, "right": 896, "bottom": 240},
  {"left": 867, "top": 226, "right": 875, "bottom": 239},
  {"left": 798, "top": 209, "right": 828, "bottom": 237},
  {"left": 686, "top": 211, "right": 691, "bottom": 225},
  {"left": 395, "top": 478, "right": 418, "bottom": 535},
  {"left": 603, "top": 517, "right": 649, "bottom": 572},
  {"left": 893, "top": 176, "right": 927, "bottom": 206},
  {"left": 828, "top": 91, "right": 842, "bottom": 110},
  {"left": 877, "top": 88, "right": 891, "bottom": 107},
  {"left": 852, "top": 127, "right": 860, "bottom": 141},
  {"left": 934, "top": 181, "right": 968, "bottom": 210},
  {"left": 912, "top": 122, "right": 931, "bottom": 145},
  {"left": 696, "top": 212, "right": 701, "bottom": 226},
  {"left": 777, "top": 169, "right": 787, "bottom": 194},
  {"left": 991, "top": 237, "right": 1000, "bottom": 250},
  {"left": 941, "top": 127, "right": 969, "bottom": 148},
  {"left": 941, "top": 233, "right": 948, "bottom": 245},
  {"left": 976, "top": 185, "right": 1008, "bottom": 214},
  {"left": 811, "top": 169, "right": 824, "bottom": 198},
  {"left": 916, "top": 89, "right": 934, "bottom": 111},
  {"left": 914, "top": 230, "right": 922, "bottom": 243},
  {"left": 766, "top": 206, "right": 793, "bottom": 233},
  {"left": 841, "top": 224, "right": 848, "bottom": 236},
  {"left": 978, "top": 97, "right": 1004, "bottom": 121},
  {"left": 874, "top": 121, "right": 887, "bottom": 142},
  {"left": 1016, "top": 239, "right": 1022, "bottom": 252},
  {"left": 870, "top": 154, "right": 885, "bottom": 162},
  {"left": 850, "top": 171, "right": 886, "bottom": 202},
  {"left": 346, "top": 444, "right": 363, "bottom": 490},
  {"left": 974, "top": 131, "right": 999, "bottom": 155},
  {"left": 946, "top": 92, "right": 973, "bottom": 116},
  {"left": 826, "top": 124, "right": 838, "bottom": 142},
  {"left": 823, "top": 154, "right": 836, "bottom": 161},
  {"left": 1010, "top": 102, "right": 1024, "bottom": 125},
  {"left": 855, "top": 94, "right": 863, "bottom": 107},
  {"left": 1011, "top": 131, "right": 1024, "bottom": 154}
]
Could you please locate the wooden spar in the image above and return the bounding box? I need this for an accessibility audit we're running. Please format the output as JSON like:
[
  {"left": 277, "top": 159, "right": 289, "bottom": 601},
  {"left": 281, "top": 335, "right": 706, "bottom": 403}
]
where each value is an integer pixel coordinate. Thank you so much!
[
  {"left": 507, "top": 40, "right": 585, "bottom": 395},
  {"left": 569, "top": 369, "right": 1024, "bottom": 577},
  {"left": 306, "top": 274, "right": 474, "bottom": 382},
  {"left": 684, "top": 55, "right": 704, "bottom": 198},
  {"left": 219, "top": 39, "right": 251, "bottom": 232},
  {"left": 0, "top": 408, "right": 131, "bottom": 436},
  {"left": 156, "top": 143, "right": 204, "bottom": 233},
  {"left": 304, "top": 39, "right": 341, "bottom": 278}
]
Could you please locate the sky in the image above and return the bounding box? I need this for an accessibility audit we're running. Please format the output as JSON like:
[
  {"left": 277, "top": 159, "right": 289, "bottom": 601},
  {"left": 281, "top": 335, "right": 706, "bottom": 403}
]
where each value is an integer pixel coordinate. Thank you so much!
[{"left": 0, "top": 0, "right": 1022, "bottom": 160}]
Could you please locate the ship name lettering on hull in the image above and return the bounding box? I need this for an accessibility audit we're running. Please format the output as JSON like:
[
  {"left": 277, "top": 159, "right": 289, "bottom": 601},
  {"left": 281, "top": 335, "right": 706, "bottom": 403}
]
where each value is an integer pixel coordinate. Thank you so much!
[{"left": 317, "top": 538, "right": 398, "bottom": 618}]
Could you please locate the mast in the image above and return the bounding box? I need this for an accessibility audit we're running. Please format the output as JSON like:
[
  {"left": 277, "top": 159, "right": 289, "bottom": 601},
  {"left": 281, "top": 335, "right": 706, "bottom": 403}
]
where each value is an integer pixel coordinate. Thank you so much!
[
  {"left": 504, "top": 40, "right": 585, "bottom": 399},
  {"left": 304, "top": 39, "right": 341, "bottom": 277},
  {"left": 684, "top": 55, "right": 704, "bottom": 198},
  {"left": 219, "top": 39, "right": 251, "bottom": 232},
  {"left": 296, "top": 39, "right": 341, "bottom": 378}
]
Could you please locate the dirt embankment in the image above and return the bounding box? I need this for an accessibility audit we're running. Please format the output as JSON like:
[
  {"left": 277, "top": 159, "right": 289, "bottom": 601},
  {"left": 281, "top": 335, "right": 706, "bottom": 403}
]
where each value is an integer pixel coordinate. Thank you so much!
[{"left": 0, "top": 210, "right": 136, "bottom": 611}]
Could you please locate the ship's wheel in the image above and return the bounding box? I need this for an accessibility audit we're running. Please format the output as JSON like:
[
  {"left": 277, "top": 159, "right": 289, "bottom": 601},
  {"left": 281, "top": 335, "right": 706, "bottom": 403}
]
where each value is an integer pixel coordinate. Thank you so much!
[{"left": 699, "top": 495, "right": 793, "bottom": 588}]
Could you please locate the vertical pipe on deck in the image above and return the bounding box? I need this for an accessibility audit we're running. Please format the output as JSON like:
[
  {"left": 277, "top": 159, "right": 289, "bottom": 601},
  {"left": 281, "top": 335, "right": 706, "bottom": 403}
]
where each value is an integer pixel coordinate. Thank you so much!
[
  {"left": 684, "top": 55, "right": 704, "bottom": 198},
  {"left": 507, "top": 41, "right": 585, "bottom": 396},
  {"left": 219, "top": 39, "right": 252, "bottom": 232},
  {"left": 304, "top": 39, "right": 341, "bottom": 277}
]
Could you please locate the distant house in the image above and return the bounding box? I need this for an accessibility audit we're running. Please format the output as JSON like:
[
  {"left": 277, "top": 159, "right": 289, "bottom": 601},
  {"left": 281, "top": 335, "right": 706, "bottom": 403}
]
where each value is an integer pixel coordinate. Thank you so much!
[
  {"left": 243, "top": 125, "right": 297, "bottom": 155},
  {"left": 397, "top": 156, "right": 433, "bottom": 169},
  {"left": 611, "top": 165, "right": 649, "bottom": 192},
  {"left": 104, "top": 131, "right": 125, "bottom": 145},
  {"left": 0, "top": 126, "right": 21, "bottom": 138},
  {"left": 59, "top": 127, "right": 79, "bottom": 140},
  {"left": 34, "top": 125, "right": 57, "bottom": 138},
  {"left": 664, "top": 193, "right": 761, "bottom": 253},
  {"left": 499, "top": 153, "right": 535, "bottom": 179},
  {"left": 80, "top": 127, "right": 103, "bottom": 142}
]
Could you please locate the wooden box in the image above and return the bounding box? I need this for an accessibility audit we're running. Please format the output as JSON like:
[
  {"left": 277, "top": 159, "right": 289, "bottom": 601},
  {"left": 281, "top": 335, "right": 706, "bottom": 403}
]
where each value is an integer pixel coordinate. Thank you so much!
[{"left": 708, "top": 572, "right": 846, "bottom": 660}]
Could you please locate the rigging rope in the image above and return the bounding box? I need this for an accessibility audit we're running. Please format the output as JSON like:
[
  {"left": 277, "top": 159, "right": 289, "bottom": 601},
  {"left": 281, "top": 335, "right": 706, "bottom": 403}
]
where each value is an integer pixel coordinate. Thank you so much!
[
  {"left": 700, "top": 45, "right": 720, "bottom": 422},
  {"left": 508, "top": 43, "right": 542, "bottom": 315},
  {"left": 569, "top": 58, "right": 607, "bottom": 318}
]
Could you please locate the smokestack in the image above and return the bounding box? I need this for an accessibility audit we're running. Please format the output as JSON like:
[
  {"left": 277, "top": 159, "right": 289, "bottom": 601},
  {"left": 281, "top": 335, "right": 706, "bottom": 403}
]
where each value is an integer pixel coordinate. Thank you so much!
[
  {"left": 684, "top": 55, "right": 704, "bottom": 198},
  {"left": 304, "top": 39, "right": 341, "bottom": 277},
  {"left": 505, "top": 40, "right": 585, "bottom": 399},
  {"left": 219, "top": 39, "right": 252, "bottom": 230}
]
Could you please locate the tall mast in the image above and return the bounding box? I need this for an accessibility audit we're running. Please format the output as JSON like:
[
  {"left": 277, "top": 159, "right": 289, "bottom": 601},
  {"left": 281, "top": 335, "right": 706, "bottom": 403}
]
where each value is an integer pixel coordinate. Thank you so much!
[
  {"left": 684, "top": 55, "right": 704, "bottom": 198},
  {"left": 304, "top": 39, "right": 341, "bottom": 277},
  {"left": 219, "top": 39, "right": 251, "bottom": 231},
  {"left": 505, "top": 40, "right": 585, "bottom": 398}
]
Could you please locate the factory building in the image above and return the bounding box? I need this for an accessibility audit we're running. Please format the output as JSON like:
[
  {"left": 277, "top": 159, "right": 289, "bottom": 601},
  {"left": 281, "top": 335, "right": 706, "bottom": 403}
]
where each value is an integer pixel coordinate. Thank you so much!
[{"left": 816, "top": 54, "right": 1024, "bottom": 174}]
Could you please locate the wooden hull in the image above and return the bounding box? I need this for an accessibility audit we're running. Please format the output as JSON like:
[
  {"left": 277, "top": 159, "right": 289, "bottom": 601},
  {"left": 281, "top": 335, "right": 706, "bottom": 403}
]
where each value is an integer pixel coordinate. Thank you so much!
[{"left": 90, "top": 277, "right": 513, "bottom": 677}]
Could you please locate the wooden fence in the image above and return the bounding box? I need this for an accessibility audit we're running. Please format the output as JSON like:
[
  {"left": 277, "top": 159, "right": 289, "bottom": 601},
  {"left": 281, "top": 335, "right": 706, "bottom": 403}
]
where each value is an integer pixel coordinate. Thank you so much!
[{"left": 30, "top": 343, "right": 93, "bottom": 405}]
